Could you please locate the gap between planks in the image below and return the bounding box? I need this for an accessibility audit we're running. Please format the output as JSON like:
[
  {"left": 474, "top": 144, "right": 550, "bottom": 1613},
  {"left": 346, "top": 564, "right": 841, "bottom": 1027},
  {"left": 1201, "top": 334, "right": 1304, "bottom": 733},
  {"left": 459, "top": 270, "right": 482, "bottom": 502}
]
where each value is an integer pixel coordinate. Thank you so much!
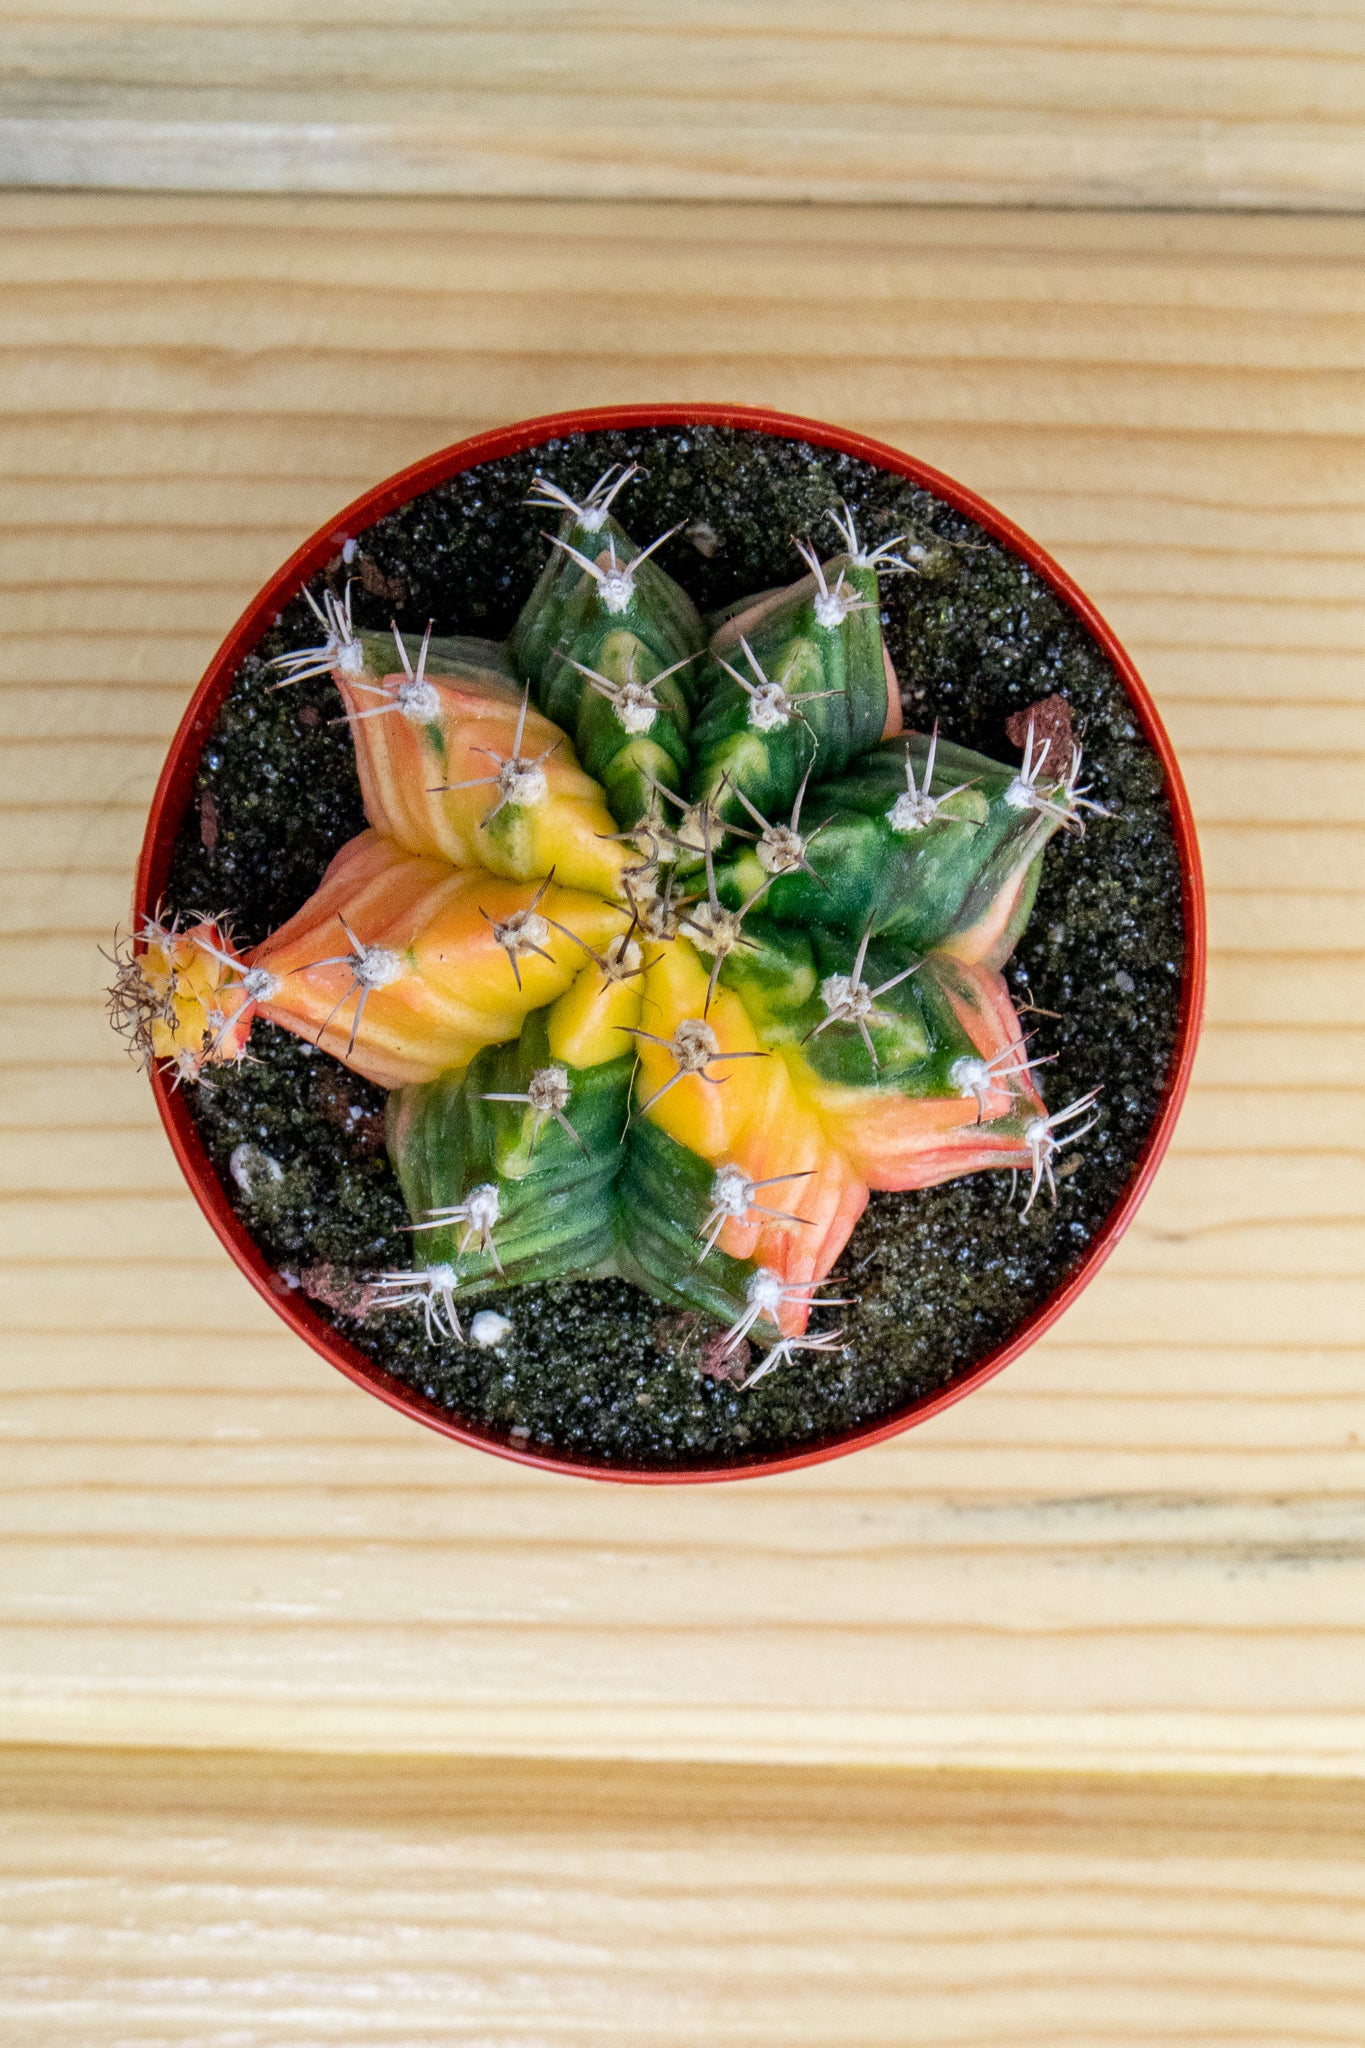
[{"left": 6, "top": 1741, "right": 1365, "bottom": 1849}]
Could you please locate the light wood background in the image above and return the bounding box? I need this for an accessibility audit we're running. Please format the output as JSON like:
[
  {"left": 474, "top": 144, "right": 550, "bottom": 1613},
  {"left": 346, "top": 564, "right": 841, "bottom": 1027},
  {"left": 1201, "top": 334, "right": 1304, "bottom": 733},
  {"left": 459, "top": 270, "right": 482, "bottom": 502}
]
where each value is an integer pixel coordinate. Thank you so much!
[
  {"left": 1, "top": 15, "right": 1363, "bottom": 2037},
  {"left": 3, "top": 1, "right": 1365, "bottom": 211},
  {"left": 5, "top": 1750, "right": 1365, "bottom": 2047}
]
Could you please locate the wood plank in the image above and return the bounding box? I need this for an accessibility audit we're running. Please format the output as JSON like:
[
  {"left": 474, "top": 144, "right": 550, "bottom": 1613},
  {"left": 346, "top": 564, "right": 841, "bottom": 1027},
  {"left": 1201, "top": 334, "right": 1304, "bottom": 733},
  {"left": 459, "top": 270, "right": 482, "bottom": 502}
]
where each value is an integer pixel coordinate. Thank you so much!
[
  {"left": 4, "top": 1749, "right": 1363, "bottom": 2048},
  {"left": 2, "top": 4, "right": 1365, "bottom": 212},
  {"left": 0, "top": 193, "right": 1362, "bottom": 1778}
]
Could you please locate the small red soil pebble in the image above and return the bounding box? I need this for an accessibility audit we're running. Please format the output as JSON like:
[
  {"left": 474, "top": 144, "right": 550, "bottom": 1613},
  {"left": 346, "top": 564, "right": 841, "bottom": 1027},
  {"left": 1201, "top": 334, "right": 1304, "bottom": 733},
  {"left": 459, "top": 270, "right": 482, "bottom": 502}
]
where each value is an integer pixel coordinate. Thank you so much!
[
  {"left": 325, "top": 547, "right": 405, "bottom": 605},
  {"left": 198, "top": 789, "right": 219, "bottom": 851},
  {"left": 653, "top": 1311, "right": 751, "bottom": 1382},
  {"left": 309, "top": 1066, "right": 388, "bottom": 1155},
  {"left": 1006, "top": 693, "right": 1075, "bottom": 770},
  {"left": 301, "top": 1263, "right": 377, "bottom": 1318},
  {"left": 699, "top": 1329, "right": 751, "bottom": 1383},
  {"left": 358, "top": 554, "right": 407, "bottom": 605}
]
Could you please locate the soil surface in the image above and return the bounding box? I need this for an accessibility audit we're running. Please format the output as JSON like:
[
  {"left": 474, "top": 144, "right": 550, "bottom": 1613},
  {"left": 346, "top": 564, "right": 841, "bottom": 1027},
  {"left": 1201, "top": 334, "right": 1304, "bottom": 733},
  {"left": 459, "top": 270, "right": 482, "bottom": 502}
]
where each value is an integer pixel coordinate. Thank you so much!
[{"left": 164, "top": 426, "right": 1185, "bottom": 1471}]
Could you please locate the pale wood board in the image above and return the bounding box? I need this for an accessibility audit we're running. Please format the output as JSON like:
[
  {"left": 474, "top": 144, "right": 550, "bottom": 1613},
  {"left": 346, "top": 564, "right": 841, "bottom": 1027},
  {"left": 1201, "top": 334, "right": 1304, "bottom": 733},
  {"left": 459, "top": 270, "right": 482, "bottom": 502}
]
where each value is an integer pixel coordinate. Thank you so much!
[
  {"left": 0, "top": 196, "right": 1362, "bottom": 1794},
  {"left": 3, "top": 1748, "right": 1365, "bottom": 2047},
  {"left": 3, "top": 2, "right": 1365, "bottom": 211}
]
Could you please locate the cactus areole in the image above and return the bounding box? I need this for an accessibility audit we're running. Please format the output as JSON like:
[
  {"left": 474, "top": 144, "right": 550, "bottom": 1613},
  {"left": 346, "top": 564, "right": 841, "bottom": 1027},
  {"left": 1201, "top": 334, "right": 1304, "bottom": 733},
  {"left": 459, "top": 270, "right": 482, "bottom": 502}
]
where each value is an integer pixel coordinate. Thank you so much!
[{"left": 122, "top": 408, "right": 1204, "bottom": 1482}]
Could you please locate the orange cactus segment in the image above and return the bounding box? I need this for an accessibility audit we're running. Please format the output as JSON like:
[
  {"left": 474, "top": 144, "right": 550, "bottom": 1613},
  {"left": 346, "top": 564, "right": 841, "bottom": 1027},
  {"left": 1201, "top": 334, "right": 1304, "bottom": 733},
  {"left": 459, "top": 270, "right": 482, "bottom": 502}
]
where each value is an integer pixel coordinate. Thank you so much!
[
  {"left": 246, "top": 829, "right": 629, "bottom": 1089},
  {"left": 246, "top": 831, "right": 484, "bottom": 1087},
  {"left": 933, "top": 955, "right": 1047, "bottom": 1120},
  {"left": 335, "top": 659, "right": 630, "bottom": 898},
  {"left": 413, "top": 872, "right": 625, "bottom": 1017},
  {"left": 880, "top": 644, "right": 904, "bottom": 739},
  {"left": 792, "top": 959, "right": 1042, "bottom": 1192},
  {"left": 632, "top": 940, "right": 770, "bottom": 1155},
  {"left": 755, "top": 1163, "right": 868, "bottom": 1337},
  {"left": 805, "top": 1079, "right": 1029, "bottom": 1192},
  {"left": 333, "top": 658, "right": 509, "bottom": 866},
  {"left": 706, "top": 1051, "right": 870, "bottom": 1335}
]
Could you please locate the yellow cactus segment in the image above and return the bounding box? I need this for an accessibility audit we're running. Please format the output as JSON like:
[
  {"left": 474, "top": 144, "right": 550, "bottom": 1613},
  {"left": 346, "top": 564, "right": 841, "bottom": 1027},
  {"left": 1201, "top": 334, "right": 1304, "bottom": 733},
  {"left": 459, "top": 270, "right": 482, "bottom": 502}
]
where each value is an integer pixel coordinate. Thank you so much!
[
  {"left": 143, "top": 935, "right": 220, "bottom": 1060},
  {"left": 248, "top": 829, "right": 630, "bottom": 1090},
  {"left": 415, "top": 873, "right": 626, "bottom": 1018},
  {"left": 634, "top": 939, "right": 770, "bottom": 1157},
  {"left": 125, "top": 920, "right": 253, "bottom": 1069},
  {"left": 547, "top": 953, "right": 643, "bottom": 1069},
  {"left": 336, "top": 660, "right": 631, "bottom": 899},
  {"left": 513, "top": 782, "right": 634, "bottom": 901}
]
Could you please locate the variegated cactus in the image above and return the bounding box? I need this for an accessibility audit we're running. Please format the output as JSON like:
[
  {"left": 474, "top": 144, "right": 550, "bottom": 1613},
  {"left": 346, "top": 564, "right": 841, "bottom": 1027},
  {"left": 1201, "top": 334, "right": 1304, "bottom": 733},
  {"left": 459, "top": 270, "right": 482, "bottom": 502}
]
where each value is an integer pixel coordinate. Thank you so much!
[{"left": 113, "top": 467, "right": 1102, "bottom": 1384}]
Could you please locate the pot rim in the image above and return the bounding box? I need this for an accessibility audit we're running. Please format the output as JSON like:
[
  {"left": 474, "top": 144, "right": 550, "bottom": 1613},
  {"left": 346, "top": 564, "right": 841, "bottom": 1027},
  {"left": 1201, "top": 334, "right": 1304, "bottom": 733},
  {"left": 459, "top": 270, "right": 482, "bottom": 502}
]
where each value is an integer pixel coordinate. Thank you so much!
[{"left": 135, "top": 403, "right": 1206, "bottom": 1485}]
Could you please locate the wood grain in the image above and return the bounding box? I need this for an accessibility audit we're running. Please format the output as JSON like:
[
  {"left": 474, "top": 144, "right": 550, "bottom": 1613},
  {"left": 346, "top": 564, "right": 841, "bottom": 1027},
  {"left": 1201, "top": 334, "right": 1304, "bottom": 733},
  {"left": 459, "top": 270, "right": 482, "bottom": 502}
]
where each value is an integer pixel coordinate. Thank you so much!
[
  {"left": 3, "top": 1747, "right": 1365, "bottom": 2047},
  {"left": 0, "top": 194, "right": 1362, "bottom": 1781},
  {"left": 3, "top": 2, "right": 1365, "bottom": 211}
]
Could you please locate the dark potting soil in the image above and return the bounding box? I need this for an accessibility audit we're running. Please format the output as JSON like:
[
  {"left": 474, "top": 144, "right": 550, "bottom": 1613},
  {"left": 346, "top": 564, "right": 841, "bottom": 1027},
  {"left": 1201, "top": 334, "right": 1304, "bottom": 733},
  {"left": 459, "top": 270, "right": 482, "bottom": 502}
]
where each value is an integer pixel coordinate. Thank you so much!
[{"left": 164, "top": 426, "right": 1185, "bottom": 1471}]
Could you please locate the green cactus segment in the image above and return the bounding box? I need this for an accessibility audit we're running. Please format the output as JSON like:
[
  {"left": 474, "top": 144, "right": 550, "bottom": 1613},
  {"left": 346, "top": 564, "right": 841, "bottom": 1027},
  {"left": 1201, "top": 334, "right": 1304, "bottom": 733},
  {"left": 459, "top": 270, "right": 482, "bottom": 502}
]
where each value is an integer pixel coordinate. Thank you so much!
[
  {"left": 718, "top": 920, "right": 1014, "bottom": 1104},
  {"left": 386, "top": 1009, "right": 631, "bottom": 1295},
  {"left": 567, "top": 626, "right": 694, "bottom": 829},
  {"left": 612, "top": 1114, "right": 762, "bottom": 1329},
  {"left": 514, "top": 510, "right": 699, "bottom": 705},
  {"left": 511, "top": 512, "right": 705, "bottom": 830},
  {"left": 715, "top": 915, "right": 928, "bottom": 1089},
  {"left": 804, "top": 928, "right": 934, "bottom": 1088},
  {"left": 688, "top": 556, "right": 891, "bottom": 822},
  {"left": 509, "top": 512, "right": 604, "bottom": 699},
  {"left": 710, "top": 733, "right": 1059, "bottom": 957},
  {"left": 711, "top": 915, "right": 821, "bottom": 1049},
  {"left": 359, "top": 629, "right": 516, "bottom": 685}
]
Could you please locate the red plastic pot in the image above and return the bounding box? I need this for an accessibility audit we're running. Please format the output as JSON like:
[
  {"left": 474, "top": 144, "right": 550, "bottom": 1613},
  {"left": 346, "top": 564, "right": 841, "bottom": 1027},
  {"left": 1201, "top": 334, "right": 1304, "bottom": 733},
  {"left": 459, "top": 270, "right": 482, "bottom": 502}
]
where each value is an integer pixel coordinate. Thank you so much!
[{"left": 136, "top": 404, "right": 1205, "bottom": 1484}]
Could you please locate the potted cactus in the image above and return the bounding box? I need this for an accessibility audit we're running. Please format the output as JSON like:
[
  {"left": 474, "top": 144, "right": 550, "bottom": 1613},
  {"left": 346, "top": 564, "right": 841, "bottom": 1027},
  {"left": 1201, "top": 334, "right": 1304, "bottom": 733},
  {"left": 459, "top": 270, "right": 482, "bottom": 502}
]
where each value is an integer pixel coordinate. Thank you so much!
[{"left": 112, "top": 407, "right": 1203, "bottom": 1480}]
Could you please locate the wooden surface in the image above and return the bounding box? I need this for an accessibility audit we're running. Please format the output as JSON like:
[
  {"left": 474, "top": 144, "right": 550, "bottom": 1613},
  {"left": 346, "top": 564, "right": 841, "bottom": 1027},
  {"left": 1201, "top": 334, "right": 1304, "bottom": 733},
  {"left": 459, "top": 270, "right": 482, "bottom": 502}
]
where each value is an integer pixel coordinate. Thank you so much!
[
  {"left": 1, "top": 190, "right": 1362, "bottom": 2041},
  {"left": 2, "top": 188, "right": 1362, "bottom": 1767},
  {"left": 3, "top": 2, "right": 1365, "bottom": 211},
  {"left": 3, "top": 1748, "right": 1365, "bottom": 2046}
]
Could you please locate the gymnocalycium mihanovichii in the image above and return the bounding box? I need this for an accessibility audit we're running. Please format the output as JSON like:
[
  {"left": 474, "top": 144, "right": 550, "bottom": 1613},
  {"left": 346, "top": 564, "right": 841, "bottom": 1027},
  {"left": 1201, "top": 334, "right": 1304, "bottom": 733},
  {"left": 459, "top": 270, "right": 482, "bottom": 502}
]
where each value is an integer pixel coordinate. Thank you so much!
[{"left": 109, "top": 466, "right": 1106, "bottom": 1390}]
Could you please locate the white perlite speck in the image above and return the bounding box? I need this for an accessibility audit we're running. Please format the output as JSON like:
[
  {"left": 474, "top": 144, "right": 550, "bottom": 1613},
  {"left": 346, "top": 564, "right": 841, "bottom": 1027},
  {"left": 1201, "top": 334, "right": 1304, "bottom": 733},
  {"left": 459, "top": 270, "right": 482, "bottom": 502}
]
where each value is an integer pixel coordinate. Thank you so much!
[{"left": 229, "top": 1143, "right": 283, "bottom": 1196}]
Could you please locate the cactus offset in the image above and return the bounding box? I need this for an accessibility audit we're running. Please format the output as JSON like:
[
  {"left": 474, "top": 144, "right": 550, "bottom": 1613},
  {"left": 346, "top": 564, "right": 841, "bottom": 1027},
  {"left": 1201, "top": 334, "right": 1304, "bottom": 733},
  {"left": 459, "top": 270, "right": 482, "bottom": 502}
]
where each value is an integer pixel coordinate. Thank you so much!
[{"left": 112, "top": 482, "right": 1103, "bottom": 1371}]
